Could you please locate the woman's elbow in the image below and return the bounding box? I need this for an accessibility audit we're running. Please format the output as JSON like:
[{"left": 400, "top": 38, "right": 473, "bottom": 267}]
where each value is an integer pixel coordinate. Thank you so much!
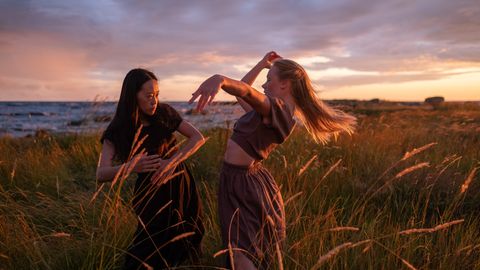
[
  {"left": 96, "top": 168, "right": 110, "bottom": 183},
  {"left": 195, "top": 133, "right": 206, "bottom": 146}
]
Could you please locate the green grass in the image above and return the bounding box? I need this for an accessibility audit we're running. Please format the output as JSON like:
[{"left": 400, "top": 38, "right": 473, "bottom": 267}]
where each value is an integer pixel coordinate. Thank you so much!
[{"left": 0, "top": 105, "right": 479, "bottom": 269}]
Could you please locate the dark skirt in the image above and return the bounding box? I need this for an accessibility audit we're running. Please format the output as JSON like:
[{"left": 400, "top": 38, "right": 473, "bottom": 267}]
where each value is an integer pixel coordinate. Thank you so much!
[
  {"left": 218, "top": 161, "right": 285, "bottom": 269},
  {"left": 124, "top": 162, "right": 204, "bottom": 270}
]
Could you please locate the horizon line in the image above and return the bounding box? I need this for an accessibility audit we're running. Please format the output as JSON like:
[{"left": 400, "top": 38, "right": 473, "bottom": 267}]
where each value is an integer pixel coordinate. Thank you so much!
[{"left": 1, "top": 99, "right": 479, "bottom": 103}]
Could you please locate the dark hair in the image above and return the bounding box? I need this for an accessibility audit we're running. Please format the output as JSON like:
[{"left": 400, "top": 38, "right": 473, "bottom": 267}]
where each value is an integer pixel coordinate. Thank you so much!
[{"left": 101, "top": 68, "right": 158, "bottom": 162}]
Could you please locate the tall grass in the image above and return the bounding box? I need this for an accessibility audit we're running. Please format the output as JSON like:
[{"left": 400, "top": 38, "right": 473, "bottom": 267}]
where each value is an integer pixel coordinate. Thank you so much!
[{"left": 0, "top": 106, "right": 479, "bottom": 269}]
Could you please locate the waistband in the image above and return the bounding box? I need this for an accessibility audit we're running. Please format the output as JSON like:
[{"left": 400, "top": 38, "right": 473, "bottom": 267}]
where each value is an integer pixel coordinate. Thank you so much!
[{"left": 221, "top": 160, "right": 263, "bottom": 173}]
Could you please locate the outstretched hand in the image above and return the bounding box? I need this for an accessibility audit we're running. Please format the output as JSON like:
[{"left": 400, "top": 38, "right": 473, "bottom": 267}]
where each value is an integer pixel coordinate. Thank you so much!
[
  {"left": 261, "top": 51, "right": 282, "bottom": 69},
  {"left": 188, "top": 74, "right": 223, "bottom": 112}
]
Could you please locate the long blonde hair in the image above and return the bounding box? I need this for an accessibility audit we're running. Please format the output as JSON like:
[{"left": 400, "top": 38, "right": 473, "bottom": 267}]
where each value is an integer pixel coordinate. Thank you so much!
[{"left": 273, "top": 59, "right": 356, "bottom": 143}]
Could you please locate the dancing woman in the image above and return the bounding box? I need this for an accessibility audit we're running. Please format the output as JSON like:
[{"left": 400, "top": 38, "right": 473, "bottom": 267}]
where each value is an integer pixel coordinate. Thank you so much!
[{"left": 190, "top": 52, "right": 356, "bottom": 269}]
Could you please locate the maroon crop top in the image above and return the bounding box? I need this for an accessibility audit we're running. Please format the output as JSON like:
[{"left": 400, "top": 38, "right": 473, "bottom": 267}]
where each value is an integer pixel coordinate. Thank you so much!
[{"left": 230, "top": 96, "right": 296, "bottom": 160}]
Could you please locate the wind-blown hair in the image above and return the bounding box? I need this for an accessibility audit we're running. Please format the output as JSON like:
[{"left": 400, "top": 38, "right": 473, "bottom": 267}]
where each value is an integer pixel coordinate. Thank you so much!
[{"left": 273, "top": 59, "right": 356, "bottom": 143}]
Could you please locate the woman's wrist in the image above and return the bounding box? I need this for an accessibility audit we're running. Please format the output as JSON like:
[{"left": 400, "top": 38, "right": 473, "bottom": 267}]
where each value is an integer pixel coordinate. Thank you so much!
[
  {"left": 257, "top": 60, "right": 269, "bottom": 69},
  {"left": 125, "top": 161, "right": 136, "bottom": 173},
  {"left": 213, "top": 74, "right": 225, "bottom": 87},
  {"left": 166, "top": 155, "right": 179, "bottom": 167}
]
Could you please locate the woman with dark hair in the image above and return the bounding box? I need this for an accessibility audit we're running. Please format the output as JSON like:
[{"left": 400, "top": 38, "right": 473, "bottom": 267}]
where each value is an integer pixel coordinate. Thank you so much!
[
  {"left": 96, "top": 68, "right": 205, "bottom": 269},
  {"left": 190, "top": 52, "right": 356, "bottom": 269}
]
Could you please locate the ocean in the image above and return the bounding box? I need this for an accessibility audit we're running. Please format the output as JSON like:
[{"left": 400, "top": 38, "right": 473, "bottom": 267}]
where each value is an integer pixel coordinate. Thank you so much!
[{"left": 0, "top": 101, "right": 245, "bottom": 137}]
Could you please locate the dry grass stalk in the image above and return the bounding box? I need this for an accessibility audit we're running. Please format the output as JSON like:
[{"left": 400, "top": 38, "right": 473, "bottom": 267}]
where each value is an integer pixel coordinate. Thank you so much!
[
  {"left": 284, "top": 192, "right": 303, "bottom": 206},
  {"left": 288, "top": 240, "right": 302, "bottom": 252},
  {"left": 109, "top": 161, "right": 127, "bottom": 187},
  {"left": 150, "top": 138, "right": 208, "bottom": 185},
  {"left": 456, "top": 244, "right": 480, "bottom": 255},
  {"left": 298, "top": 155, "right": 317, "bottom": 176},
  {"left": 362, "top": 242, "right": 372, "bottom": 253},
  {"left": 350, "top": 239, "right": 371, "bottom": 248},
  {"left": 141, "top": 262, "right": 153, "bottom": 270},
  {"left": 297, "top": 159, "right": 342, "bottom": 220},
  {"left": 226, "top": 208, "right": 240, "bottom": 270},
  {"left": 152, "top": 170, "right": 184, "bottom": 187},
  {"left": 228, "top": 243, "right": 235, "bottom": 270},
  {"left": 372, "top": 240, "right": 418, "bottom": 270},
  {"left": 460, "top": 167, "right": 478, "bottom": 194},
  {"left": 312, "top": 240, "right": 372, "bottom": 269},
  {"left": 266, "top": 215, "right": 275, "bottom": 227},
  {"left": 399, "top": 219, "right": 464, "bottom": 235},
  {"left": 276, "top": 242, "right": 284, "bottom": 270},
  {"left": 395, "top": 162, "right": 430, "bottom": 178},
  {"left": 127, "top": 125, "right": 146, "bottom": 161},
  {"left": 212, "top": 247, "right": 249, "bottom": 258},
  {"left": 122, "top": 149, "right": 147, "bottom": 181},
  {"left": 328, "top": 226, "right": 360, "bottom": 232},
  {"left": 400, "top": 257, "right": 418, "bottom": 270},
  {"left": 312, "top": 242, "right": 352, "bottom": 269},
  {"left": 165, "top": 232, "right": 195, "bottom": 244},
  {"left": 321, "top": 159, "right": 343, "bottom": 181},
  {"left": 89, "top": 183, "right": 105, "bottom": 204},
  {"left": 401, "top": 142, "right": 437, "bottom": 161},
  {"left": 50, "top": 232, "right": 71, "bottom": 238},
  {"left": 10, "top": 159, "right": 16, "bottom": 181},
  {"left": 155, "top": 200, "right": 172, "bottom": 216}
]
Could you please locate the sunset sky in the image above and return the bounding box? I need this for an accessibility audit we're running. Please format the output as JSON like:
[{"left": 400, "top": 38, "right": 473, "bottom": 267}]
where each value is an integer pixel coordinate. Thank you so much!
[{"left": 0, "top": 0, "right": 478, "bottom": 102}]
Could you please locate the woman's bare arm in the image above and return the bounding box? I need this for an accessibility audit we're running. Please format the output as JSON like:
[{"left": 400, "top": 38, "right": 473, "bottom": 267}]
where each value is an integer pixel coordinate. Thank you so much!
[
  {"left": 96, "top": 139, "right": 162, "bottom": 182},
  {"left": 190, "top": 52, "right": 281, "bottom": 117},
  {"left": 190, "top": 75, "right": 271, "bottom": 118},
  {"left": 151, "top": 120, "right": 206, "bottom": 183},
  {"left": 237, "top": 51, "right": 281, "bottom": 112},
  {"left": 166, "top": 120, "right": 205, "bottom": 165}
]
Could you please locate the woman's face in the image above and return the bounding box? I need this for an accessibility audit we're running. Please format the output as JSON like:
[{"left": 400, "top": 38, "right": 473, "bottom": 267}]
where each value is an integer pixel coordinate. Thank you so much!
[
  {"left": 262, "top": 65, "right": 283, "bottom": 98},
  {"left": 136, "top": 79, "right": 159, "bottom": 116}
]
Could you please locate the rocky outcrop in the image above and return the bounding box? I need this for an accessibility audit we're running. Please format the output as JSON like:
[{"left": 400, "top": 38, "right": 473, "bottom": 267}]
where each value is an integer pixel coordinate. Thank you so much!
[{"left": 424, "top": 96, "right": 445, "bottom": 109}]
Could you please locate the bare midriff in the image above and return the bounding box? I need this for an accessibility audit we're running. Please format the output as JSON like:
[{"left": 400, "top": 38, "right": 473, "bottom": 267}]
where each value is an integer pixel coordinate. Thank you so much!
[{"left": 224, "top": 139, "right": 256, "bottom": 166}]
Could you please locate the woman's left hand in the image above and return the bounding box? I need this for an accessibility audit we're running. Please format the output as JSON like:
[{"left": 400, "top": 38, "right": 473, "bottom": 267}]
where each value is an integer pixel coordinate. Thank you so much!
[
  {"left": 189, "top": 74, "right": 224, "bottom": 111},
  {"left": 260, "top": 51, "right": 282, "bottom": 69}
]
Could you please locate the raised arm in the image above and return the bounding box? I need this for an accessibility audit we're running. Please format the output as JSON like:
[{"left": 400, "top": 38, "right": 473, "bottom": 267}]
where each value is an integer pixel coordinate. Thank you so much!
[
  {"left": 190, "top": 74, "right": 271, "bottom": 117},
  {"left": 189, "top": 52, "right": 281, "bottom": 117},
  {"left": 163, "top": 120, "right": 205, "bottom": 165},
  {"left": 237, "top": 51, "right": 281, "bottom": 112}
]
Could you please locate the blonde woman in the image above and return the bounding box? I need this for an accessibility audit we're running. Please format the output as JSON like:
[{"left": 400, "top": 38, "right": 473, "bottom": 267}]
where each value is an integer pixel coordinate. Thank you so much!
[{"left": 190, "top": 52, "right": 356, "bottom": 269}]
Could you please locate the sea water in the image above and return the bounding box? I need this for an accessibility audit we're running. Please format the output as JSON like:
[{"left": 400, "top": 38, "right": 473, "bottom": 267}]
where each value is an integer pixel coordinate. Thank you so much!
[{"left": 0, "top": 101, "right": 244, "bottom": 137}]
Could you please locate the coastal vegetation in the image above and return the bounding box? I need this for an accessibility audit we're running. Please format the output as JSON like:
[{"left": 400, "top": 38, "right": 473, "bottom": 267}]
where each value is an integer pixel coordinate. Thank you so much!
[{"left": 0, "top": 102, "right": 479, "bottom": 269}]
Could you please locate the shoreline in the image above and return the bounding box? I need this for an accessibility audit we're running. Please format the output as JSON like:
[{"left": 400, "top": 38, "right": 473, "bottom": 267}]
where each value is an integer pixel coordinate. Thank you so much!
[{"left": 1, "top": 101, "right": 479, "bottom": 138}]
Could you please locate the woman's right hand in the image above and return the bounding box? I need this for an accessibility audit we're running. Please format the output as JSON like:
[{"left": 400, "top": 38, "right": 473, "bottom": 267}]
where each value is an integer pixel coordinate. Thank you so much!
[
  {"left": 129, "top": 153, "right": 162, "bottom": 173},
  {"left": 260, "top": 51, "right": 282, "bottom": 69},
  {"left": 189, "top": 74, "right": 224, "bottom": 111}
]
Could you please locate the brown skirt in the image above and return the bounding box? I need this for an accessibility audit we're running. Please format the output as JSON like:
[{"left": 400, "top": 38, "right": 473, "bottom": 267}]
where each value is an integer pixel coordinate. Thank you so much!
[{"left": 218, "top": 161, "right": 285, "bottom": 268}]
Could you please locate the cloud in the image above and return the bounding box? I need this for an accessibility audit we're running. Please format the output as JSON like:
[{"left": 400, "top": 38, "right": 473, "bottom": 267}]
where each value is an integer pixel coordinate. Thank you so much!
[{"left": 0, "top": 0, "right": 479, "bottom": 100}]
